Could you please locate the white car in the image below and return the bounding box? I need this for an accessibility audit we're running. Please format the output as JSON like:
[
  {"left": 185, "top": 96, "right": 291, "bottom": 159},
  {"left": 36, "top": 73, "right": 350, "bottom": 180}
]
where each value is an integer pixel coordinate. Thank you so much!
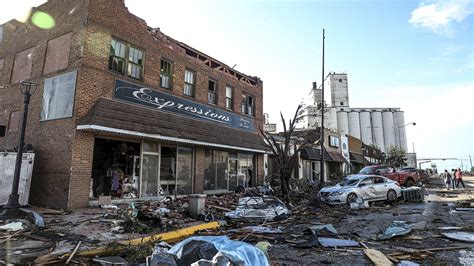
[{"left": 318, "top": 175, "right": 401, "bottom": 205}]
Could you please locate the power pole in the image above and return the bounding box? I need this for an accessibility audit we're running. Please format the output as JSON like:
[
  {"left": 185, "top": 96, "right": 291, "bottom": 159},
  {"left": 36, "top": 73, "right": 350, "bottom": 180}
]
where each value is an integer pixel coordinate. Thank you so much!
[{"left": 319, "top": 28, "right": 325, "bottom": 188}]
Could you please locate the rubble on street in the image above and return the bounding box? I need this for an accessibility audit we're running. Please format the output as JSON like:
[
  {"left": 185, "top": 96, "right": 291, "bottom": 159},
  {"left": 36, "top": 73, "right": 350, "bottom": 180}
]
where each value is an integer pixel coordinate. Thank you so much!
[{"left": 1, "top": 176, "right": 474, "bottom": 265}]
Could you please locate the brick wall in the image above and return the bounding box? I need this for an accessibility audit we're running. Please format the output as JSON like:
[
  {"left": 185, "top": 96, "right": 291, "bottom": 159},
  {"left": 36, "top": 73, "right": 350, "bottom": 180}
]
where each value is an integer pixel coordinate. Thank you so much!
[{"left": 1, "top": 0, "right": 265, "bottom": 208}]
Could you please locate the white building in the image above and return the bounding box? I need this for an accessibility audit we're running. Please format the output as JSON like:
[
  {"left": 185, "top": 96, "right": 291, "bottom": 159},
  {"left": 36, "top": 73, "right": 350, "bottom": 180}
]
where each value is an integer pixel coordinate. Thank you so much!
[{"left": 301, "top": 73, "right": 409, "bottom": 153}]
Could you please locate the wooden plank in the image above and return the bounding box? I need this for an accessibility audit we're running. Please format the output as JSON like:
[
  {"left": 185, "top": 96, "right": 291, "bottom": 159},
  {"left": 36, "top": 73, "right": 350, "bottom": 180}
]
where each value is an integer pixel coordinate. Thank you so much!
[{"left": 364, "top": 248, "right": 394, "bottom": 266}]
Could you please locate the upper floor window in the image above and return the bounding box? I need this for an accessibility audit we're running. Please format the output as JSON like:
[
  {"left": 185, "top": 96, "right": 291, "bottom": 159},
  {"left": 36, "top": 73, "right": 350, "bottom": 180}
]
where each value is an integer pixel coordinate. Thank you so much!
[
  {"left": 225, "top": 86, "right": 233, "bottom": 110},
  {"left": 160, "top": 59, "right": 173, "bottom": 89},
  {"left": 184, "top": 69, "right": 195, "bottom": 96},
  {"left": 241, "top": 94, "right": 254, "bottom": 116},
  {"left": 208, "top": 79, "right": 217, "bottom": 104},
  {"left": 8, "top": 111, "right": 21, "bottom": 132},
  {"left": 109, "top": 38, "right": 144, "bottom": 79},
  {"left": 329, "top": 135, "right": 340, "bottom": 148}
]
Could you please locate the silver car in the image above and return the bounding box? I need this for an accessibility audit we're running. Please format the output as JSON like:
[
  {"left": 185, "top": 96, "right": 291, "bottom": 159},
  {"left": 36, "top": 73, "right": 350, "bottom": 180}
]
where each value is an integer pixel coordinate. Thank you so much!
[{"left": 318, "top": 175, "right": 401, "bottom": 205}]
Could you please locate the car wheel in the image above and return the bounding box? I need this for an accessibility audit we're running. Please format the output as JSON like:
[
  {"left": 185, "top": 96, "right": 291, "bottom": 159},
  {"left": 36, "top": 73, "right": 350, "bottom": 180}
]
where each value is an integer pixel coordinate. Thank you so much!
[
  {"left": 347, "top": 193, "right": 358, "bottom": 204},
  {"left": 387, "top": 189, "right": 397, "bottom": 202},
  {"left": 405, "top": 179, "right": 415, "bottom": 187}
]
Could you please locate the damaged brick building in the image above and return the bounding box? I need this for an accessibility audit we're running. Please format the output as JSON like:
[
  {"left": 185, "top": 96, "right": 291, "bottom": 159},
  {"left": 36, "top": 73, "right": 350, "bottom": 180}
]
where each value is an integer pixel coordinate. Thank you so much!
[{"left": 0, "top": 0, "right": 266, "bottom": 209}]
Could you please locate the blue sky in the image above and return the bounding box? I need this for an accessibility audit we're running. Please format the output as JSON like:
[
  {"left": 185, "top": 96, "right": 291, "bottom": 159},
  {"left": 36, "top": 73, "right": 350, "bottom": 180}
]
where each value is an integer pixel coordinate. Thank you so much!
[{"left": 1, "top": 0, "right": 473, "bottom": 170}]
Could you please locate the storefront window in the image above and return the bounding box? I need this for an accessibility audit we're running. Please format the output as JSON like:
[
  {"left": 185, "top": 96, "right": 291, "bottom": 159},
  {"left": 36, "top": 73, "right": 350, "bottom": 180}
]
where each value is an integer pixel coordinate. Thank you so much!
[
  {"left": 204, "top": 150, "right": 216, "bottom": 190},
  {"left": 176, "top": 147, "right": 193, "bottom": 194},
  {"left": 228, "top": 152, "right": 238, "bottom": 191},
  {"left": 141, "top": 154, "right": 159, "bottom": 197},
  {"left": 160, "top": 146, "right": 177, "bottom": 195},
  {"left": 302, "top": 160, "right": 312, "bottom": 179},
  {"left": 215, "top": 151, "right": 228, "bottom": 190},
  {"left": 238, "top": 153, "right": 254, "bottom": 187}
]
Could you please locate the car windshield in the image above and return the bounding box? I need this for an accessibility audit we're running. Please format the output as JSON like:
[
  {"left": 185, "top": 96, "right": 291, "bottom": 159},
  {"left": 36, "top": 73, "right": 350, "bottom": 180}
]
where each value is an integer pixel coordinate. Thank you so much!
[
  {"left": 359, "top": 167, "right": 375, "bottom": 174},
  {"left": 341, "top": 178, "right": 361, "bottom": 186}
]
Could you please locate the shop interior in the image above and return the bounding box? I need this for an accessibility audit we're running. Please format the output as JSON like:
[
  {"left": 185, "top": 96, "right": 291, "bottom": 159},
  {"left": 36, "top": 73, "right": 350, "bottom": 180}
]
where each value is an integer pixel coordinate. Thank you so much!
[{"left": 91, "top": 138, "right": 141, "bottom": 199}]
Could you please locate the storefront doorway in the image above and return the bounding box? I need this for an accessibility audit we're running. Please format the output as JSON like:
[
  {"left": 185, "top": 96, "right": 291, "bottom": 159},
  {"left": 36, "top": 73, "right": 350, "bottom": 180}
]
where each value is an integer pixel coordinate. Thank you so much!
[{"left": 91, "top": 138, "right": 141, "bottom": 199}]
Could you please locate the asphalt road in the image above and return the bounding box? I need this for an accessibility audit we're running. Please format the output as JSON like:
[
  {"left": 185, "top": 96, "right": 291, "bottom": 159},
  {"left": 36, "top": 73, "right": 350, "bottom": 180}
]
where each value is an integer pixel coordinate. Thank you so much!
[{"left": 268, "top": 175, "right": 474, "bottom": 265}]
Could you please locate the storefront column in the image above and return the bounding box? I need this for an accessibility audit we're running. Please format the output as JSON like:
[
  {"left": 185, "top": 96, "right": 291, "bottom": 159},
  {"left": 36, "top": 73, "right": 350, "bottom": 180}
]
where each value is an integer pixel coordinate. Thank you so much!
[
  {"left": 194, "top": 147, "right": 205, "bottom": 193},
  {"left": 68, "top": 131, "right": 95, "bottom": 209}
]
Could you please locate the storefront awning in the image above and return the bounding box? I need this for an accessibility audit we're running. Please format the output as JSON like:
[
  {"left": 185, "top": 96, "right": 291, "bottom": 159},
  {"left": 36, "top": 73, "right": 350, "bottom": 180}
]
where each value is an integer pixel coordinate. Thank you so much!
[
  {"left": 326, "top": 150, "right": 346, "bottom": 163},
  {"left": 350, "top": 152, "right": 365, "bottom": 164},
  {"left": 77, "top": 98, "right": 268, "bottom": 153},
  {"left": 300, "top": 147, "right": 332, "bottom": 161}
]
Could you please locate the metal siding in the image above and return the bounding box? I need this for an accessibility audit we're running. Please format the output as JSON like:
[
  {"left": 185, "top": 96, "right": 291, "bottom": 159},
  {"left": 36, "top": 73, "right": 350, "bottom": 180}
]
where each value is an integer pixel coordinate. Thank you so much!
[
  {"left": 359, "top": 111, "right": 372, "bottom": 145},
  {"left": 371, "top": 111, "right": 385, "bottom": 152},
  {"left": 393, "top": 111, "right": 407, "bottom": 151},
  {"left": 336, "top": 111, "right": 349, "bottom": 136},
  {"left": 348, "top": 111, "right": 361, "bottom": 139},
  {"left": 382, "top": 111, "right": 396, "bottom": 152}
]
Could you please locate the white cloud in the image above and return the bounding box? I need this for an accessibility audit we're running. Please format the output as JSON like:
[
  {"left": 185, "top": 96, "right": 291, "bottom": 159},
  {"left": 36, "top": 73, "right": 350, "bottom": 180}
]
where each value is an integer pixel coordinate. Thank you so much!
[{"left": 409, "top": 0, "right": 474, "bottom": 35}]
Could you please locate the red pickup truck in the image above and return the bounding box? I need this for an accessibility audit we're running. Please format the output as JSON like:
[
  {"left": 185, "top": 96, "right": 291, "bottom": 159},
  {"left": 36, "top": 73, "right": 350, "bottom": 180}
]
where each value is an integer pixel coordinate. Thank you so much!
[{"left": 358, "top": 165, "right": 420, "bottom": 187}]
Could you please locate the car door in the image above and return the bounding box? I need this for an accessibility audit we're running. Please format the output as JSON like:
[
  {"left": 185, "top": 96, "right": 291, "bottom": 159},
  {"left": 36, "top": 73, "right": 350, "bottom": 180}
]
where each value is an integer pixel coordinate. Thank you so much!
[
  {"left": 358, "top": 177, "right": 377, "bottom": 201},
  {"left": 373, "top": 175, "right": 388, "bottom": 200}
]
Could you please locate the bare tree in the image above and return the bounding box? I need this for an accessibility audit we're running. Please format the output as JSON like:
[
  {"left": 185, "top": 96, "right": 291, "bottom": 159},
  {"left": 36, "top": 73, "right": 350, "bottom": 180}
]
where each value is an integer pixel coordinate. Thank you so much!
[{"left": 261, "top": 105, "right": 320, "bottom": 202}]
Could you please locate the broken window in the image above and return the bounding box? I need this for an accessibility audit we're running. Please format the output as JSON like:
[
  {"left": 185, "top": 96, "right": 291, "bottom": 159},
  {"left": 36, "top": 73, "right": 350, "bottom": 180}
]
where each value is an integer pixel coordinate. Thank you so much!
[
  {"left": 184, "top": 69, "right": 195, "bottom": 96},
  {"left": 339, "top": 79, "right": 342, "bottom": 82},
  {"left": 8, "top": 111, "right": 20, "bottom": 132},
  {"left": 41, "top": 70, "right": 77, "bottom": 121},
  {"left": 241, "top": 94, "right": 254, "bottom": 116},
  {"left": 109, "top": 38, "right": 144, "bottom": 79},
  {"left": 340, "top": 102, "right": 344, "bottom": 106},
  {"left": 11, "top": 47, "right": 34, "bottom": 83},
  {"left": 225, "top": 85, "right": 233, "bottom": 110},
  {"left": 208, "top": 79, "right": 217, "bottom": 104},
  {"left": 127, "top": 46, "right": 143, "bottom": 79},
  {"left": 43, "top": 32, "right": 72, "bottom": 74},
  {"left": 160, "top": 59, "right": 172, "bottom": 89}
]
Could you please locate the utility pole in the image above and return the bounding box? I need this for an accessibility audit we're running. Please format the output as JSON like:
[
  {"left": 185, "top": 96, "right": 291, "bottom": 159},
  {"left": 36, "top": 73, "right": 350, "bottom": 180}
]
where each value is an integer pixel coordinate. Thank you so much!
[
  {"left": 469, "top": 155, "right": 473, "bottom": 171},
  {"left": 319, "top": 28, "right": 325, "bottom": 188}
]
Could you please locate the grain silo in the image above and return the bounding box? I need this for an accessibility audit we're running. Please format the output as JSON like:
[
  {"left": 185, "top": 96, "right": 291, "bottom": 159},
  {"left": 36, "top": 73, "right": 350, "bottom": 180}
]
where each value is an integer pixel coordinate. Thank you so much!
[
  {"left": 359, "top": 110, "right": 373, "bottom": 145},
  {"left": 337, "top": 110, "right": 349, "bottom": 137},
  {"left": 382, "top": 110, "right": 396, "bottom": 152},
  {"left": 393, "top": 111, "right": 407, "bottom": 151},
  {"left": 348, "top": 110, "right": 361, "bottom": 139}
]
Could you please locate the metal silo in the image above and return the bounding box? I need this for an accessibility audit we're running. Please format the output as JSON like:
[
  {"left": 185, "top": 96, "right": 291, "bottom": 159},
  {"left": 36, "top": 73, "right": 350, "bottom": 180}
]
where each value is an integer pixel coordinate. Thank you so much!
[
  {"left": 359, "top": 111, "right": 372, "bottom": 145},
  {"left": 382, "top": 111, "right": 396, "bottom": 152},
  {"left": 348, "top": 110, "right": 361, "bottom": 139},
  {"left": 371, "top": 111, "right": 385, "bottom": 152},
  {"left": 393, "top": 111, "right": 407, "bottom": 151},
  {"left": 337, "top": 110, "right": 349, "bottom": 136}
]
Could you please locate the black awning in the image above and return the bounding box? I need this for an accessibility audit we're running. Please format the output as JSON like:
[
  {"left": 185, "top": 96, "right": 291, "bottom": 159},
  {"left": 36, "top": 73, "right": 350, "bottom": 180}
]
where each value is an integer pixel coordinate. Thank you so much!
[
  {"left": 350, "top": 152, "right": 365, "bottom": 164},
  {"left": 301, "top": 147, "right": 333, "bottom": 161}
]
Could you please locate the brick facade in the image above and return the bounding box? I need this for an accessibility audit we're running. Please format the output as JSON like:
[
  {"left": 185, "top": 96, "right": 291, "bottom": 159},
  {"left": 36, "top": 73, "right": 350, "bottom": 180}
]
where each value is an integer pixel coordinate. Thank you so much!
[{"left": 0, "top": 0, "right": 265, "bottom": 209}]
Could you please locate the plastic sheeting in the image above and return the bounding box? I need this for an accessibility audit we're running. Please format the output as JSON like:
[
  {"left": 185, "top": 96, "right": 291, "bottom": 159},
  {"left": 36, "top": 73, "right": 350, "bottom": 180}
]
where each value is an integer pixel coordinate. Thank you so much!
[
  {"left": 225, "top": 196, "right": 290, "bottom": 222},
  {"left": 378, "top": 221, "right": 412, "bottom": 240},
  {"left": 168, "top": 236, "right": 269, "bottom": 266}
]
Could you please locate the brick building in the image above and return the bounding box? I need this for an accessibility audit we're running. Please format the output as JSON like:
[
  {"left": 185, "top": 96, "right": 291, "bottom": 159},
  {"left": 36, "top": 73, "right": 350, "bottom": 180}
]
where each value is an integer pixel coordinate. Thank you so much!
[{"left": 0, "top": 0, "right": 266, "bottom": 209}]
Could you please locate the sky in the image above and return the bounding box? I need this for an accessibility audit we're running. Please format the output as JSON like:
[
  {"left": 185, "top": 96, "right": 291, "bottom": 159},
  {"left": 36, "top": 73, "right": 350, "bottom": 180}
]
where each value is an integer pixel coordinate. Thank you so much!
[{"left": 1, "top": 0, "right": 473, "bottom": 170}]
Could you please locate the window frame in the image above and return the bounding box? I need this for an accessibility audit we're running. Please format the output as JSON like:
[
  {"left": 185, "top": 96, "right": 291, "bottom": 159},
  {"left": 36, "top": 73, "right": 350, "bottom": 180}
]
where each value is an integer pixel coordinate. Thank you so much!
[
  {"left": 8, "top": 110, "right": 21, "bottom": 132},
  {"left": 160, "top": 58, "right": 173, "bottom": 89},
  {"left": 225, "top": 85, "right": 234, "bottom": 110},
  {"left": 208, "top": 79, "right": 217, "bottom": 105},
  {"left": 108, "top": 37, "right": 145, "bottom": 80},
  {"left": 184, "top": 68, "right": 195, "bottom": 97},
  {"left": 241, "top": 93, "right": 255, "bottom": 117}
]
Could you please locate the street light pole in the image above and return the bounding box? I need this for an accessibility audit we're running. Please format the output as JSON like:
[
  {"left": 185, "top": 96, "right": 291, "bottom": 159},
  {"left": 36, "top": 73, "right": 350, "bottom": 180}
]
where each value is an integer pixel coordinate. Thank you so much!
[
  {"left": 5, "top": 81, "right": 36, "bottom": 209},
  {"left": 398, "top": 122, "right": 416, "bottom": 151},
  {"left": 319, "top": 28, "right": 325, "bottom": 188}
]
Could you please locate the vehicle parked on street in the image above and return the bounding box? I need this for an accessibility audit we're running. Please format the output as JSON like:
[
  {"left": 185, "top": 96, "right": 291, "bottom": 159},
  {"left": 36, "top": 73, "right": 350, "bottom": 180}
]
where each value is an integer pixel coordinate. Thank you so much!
[
  {"left": 358, "top": 165, "right": 420, "bottom": 187},
  {"left": 318, "top": 175, "right": 402, "bottom": 205}
]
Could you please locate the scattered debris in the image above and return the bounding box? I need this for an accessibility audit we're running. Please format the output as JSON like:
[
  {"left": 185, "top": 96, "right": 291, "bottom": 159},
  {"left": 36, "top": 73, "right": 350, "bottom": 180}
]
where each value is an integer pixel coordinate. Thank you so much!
[
  {"left": 441, "top": 232, "right": 474, "bottom": 243},
  {"left": 225, "top": 196, "right": 290, "bottom": 222},
  {"left": 305, "top": 224, "right": 338, "bottom": 236},
  {"left": 230, "top": 226, "right": 283, "bottom": 234},
  {"left": 401, "top": 187, "right": 424, "bottom": 202},
  {"left": 350, "top": 197, "right": 369, "bottom": 209},
  {"left": 409, "top": 221, "right": 427, "bottom": 230},
  {"left": 378, "top": 221, "right": 412, "bottom": 240},
  {"left": 438, "top": 226, "right": 463, "bottom": 230},
  {"left": 364, "top": 248, "right": 394, "bottom": 266},
  {"left": 455, "top": 208, "right": 474, "bottom": 212},
  {"left": 397, "top": 260, "right": 420, "bottom": 266},
  {"left": 157, "top": 236, "right": 270, "bottom": 266},
  {"left": 318, "top": 237, "right": 359, "bottom": 248},
  {"left": 93, "top": 256, "right": 129, "bottom": 265},
  {"left": 0, "top": 222, "right": 24, "bottom": 231},
  {"left": 65, "top": 241, "right": 82, "bottom": 264}
]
